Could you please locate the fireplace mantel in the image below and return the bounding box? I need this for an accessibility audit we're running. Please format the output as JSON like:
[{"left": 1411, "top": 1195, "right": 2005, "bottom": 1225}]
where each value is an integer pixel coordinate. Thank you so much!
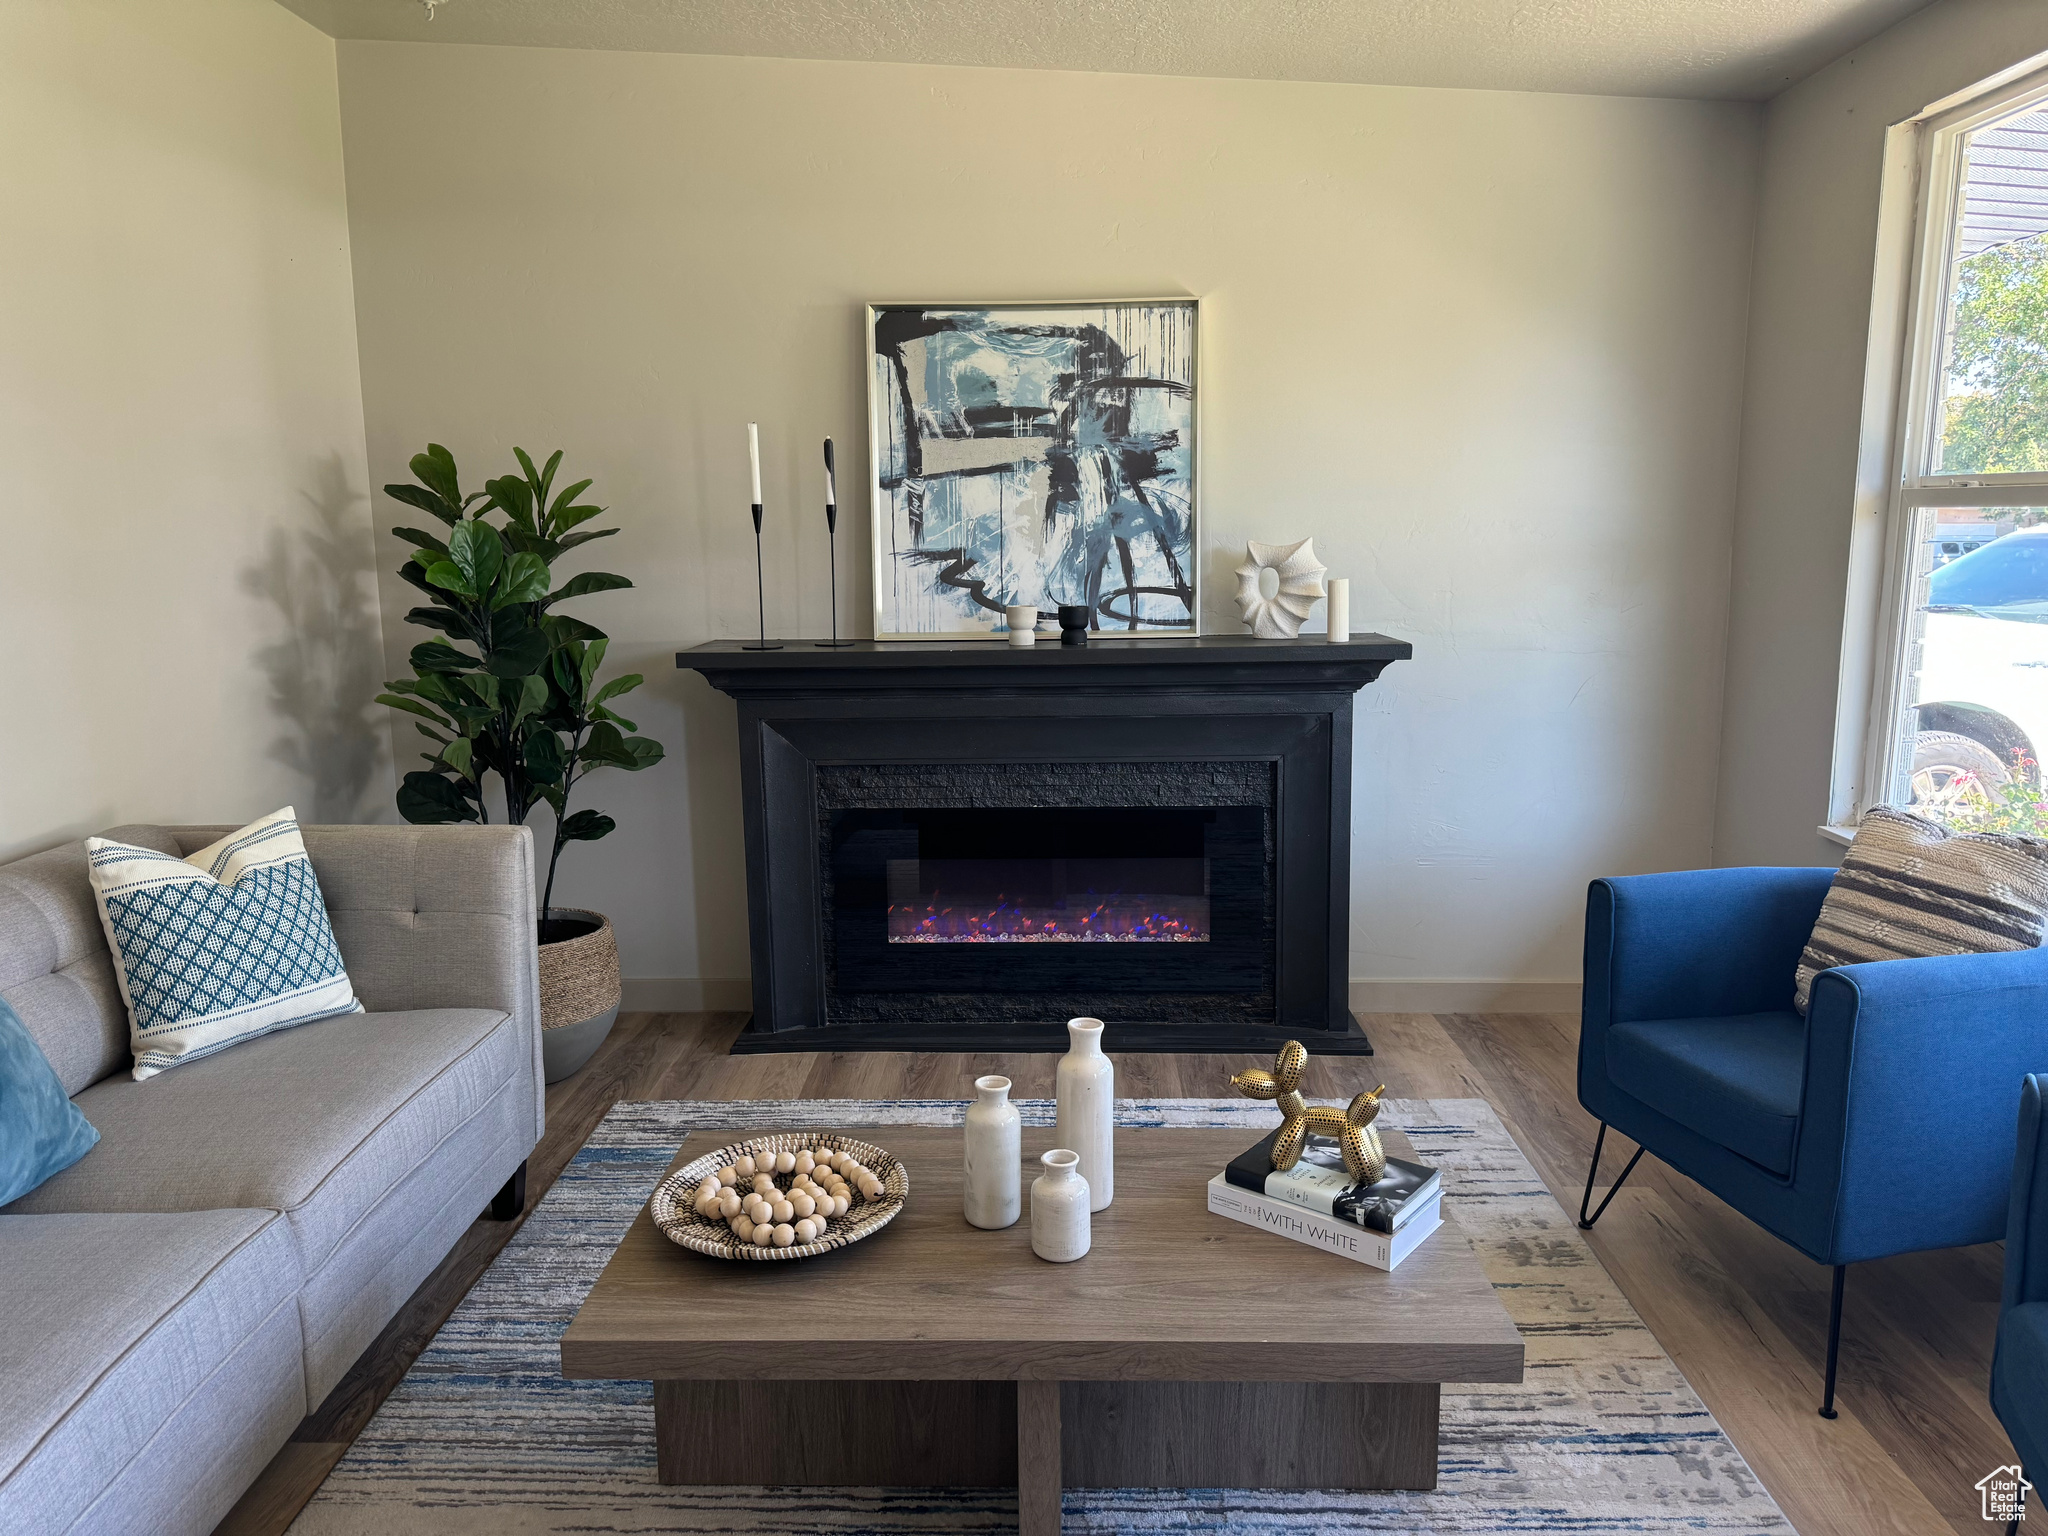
[{"left": 681, "top": 633, "right": 1412, "bottom": 1054}]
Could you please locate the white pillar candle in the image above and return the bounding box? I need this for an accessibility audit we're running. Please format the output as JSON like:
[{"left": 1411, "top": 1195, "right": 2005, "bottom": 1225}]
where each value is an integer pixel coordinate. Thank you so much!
[
  {"left": 1326, "top": 578, "right": 1350, "bottom": 642},
  {"left": 748, "top": 422, "right": 762, "bottom": 506}
]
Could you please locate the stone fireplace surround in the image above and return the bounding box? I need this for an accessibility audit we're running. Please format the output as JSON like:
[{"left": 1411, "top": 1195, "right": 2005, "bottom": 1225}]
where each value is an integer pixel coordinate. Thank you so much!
[{"left": 683, "top": 634, "right": 1410, "bottom": 1054}]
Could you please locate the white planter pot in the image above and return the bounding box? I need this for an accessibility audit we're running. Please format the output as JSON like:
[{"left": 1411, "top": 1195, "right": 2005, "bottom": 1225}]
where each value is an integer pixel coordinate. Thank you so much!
[
  {"left": 1030, "top": 1149, "right": 1091, "bottom": 1262},
  {"left": 963, "top": 1074, "right": 1022, "bottom": 1229},
  {"left": 1055, "top": 1016, "right": 1114, "bottom": 1211}
]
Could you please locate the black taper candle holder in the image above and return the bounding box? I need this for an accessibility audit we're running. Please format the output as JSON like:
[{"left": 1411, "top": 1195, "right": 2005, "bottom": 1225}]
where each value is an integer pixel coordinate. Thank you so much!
[
  {"left": 741, "top": 502, "right": 782, "bottom": 651},
  {"left": 817, "top": 438, "right": 855, "bottom": 647}
]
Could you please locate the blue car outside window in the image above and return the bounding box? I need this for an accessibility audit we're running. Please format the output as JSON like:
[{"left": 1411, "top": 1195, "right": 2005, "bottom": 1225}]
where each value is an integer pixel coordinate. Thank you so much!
[{"left": 1929, "top": 532, "right": 2048, "bottom": 611}]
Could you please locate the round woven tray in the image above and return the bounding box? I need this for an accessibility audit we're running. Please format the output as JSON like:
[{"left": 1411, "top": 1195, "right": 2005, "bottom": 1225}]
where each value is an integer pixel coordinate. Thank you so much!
[{"left": 649, "top": 1132, "right": 909, "bottom": 1262}]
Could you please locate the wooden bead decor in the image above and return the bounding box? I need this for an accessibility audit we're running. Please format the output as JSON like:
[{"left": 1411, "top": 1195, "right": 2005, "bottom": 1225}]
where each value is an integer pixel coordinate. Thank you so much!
[{"left": 649, "top": 1132, "right": 909, "bottom": 1262}]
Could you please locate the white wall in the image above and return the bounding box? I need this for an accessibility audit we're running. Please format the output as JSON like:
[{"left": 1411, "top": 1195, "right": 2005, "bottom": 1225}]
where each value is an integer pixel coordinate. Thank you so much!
[
  {"left": 333, "top": 42, "right": 1761, "bottom": 1002},
  {"left": 1714, "top": 0, "right": 2048, "bottom": 869},
  {"left": 0, "top": 0, "right": 387, "bottom": 860}
]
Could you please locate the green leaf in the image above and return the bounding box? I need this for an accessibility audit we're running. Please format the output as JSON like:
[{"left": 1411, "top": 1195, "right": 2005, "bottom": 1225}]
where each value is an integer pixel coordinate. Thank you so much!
[
  {"left": 398, "top": 561, "right": 439, "bottom": 597},
  {"left": 524, "top": 729, "right": 566, "bottom": 783},
  {"left": 447, "top": 518, "right": 503, "bottom": 593},
  {"left": 590, "top": 671, "right": 642, "bottom": 706},
  {"left": 397, "top": 770, "right": 479, "bottom": 824},
  {"left": 491, "top": 551, "right": 551, "bottom": 610},
  {"left": 549, "top": 571, "right": 631, "bottom": 603},
  {"left": 409, "top": 638, "right": 475, "bottom": 674},
  {"left": 552, "top": 503, "right": 608, "bottom": 535},
  {"left": 377, "top": 693, "right": 454, "bottom": 729},
  {"left": 486, "top": 473, "right": 535, "bottom": 529},
  {"left": 409, "top": 672, "right": 461, "bottom": 705},
  {"left": 591, "top": 705, "right": 638, "bottom": 732},
  {"left": 581, "top": 721, "right": 663, "bottom": 770},
  {"left": 542, "top": 613, "right": 608, "bottom": 647},
  {"left": 423, "top": 560, "right": 476, "bottom": 599},
  {"left": 441, "top": 736, "right": 474, "bottom": 777},
  {"left": 386, "top": 483, "right": 460, "bottom": 527},
  {"left": 558, "top": 808, "right": 616, "bottom": 842},
  {"left": 413, "top": 721, "right": 451, "bottom": 745},
  {"left": 616, "top": 736, "right": 664, "bottom": 770},
  {"left": 483, "top": 618, "right": 549, "bottom": 677},
  {"left": 403, "top": 606, "right": 470, "bottom": 642},
  {"left": 555, "top": 527, "right": 619, "bottom": 553},
  {"left": 393, "top": 526, "right": 451, "bottom": 558},
  {"left": 513, "top": 672, "right": 549, "bottom": 722},
  {"left": 503, "top": 526, "right": 562, "bottom": 562},
  {"left": 545, "top": 478, "right": 594, "bottom": 534},
  {"left": 580, "top": 636, "right": 610, "bottom": 694},
  {"left": 462, "top": 672, "right": 501, "bottom": 707},
  {"left": 410, "top": 444, "right": 463, "bottom": 508}
]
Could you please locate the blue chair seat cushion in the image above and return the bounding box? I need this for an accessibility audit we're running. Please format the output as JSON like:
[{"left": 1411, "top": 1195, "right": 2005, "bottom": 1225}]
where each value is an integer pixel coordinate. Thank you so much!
[
  {"left": 1993, "top": 1302, "right": 2048, "bottom": 1478},
  {"left": 1605, "top": 1010, "right": 1806, "bottom": 1175}
]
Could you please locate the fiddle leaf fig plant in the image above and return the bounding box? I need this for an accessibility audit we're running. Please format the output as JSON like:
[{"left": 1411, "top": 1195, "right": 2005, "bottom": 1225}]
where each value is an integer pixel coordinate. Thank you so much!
[{"left": 375, "top": 444, "right": 665, "bottom": 922}]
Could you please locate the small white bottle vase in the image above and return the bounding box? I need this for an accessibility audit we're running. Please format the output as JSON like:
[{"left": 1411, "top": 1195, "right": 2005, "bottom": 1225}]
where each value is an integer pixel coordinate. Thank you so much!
[
  {"left": 963, "top": 1074, "right": 1022, "bottom": 1229},
  {"left": 1056, "top": 1016, "right": 1114, "bottom": 1211},
  {"left": 1030, "top": 1148, "right": 1091, "bottom": 1261}
]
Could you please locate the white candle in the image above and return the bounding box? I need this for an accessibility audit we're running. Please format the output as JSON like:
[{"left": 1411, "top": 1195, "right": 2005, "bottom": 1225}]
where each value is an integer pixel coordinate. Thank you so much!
[
  {"left": 1325, "top": 578, "right": 1350, "bottom": 642},
  {"left": 823, "top": 437, "right": 837, "bottom": 507},
  {"left": 748, "top": 422, "right": 762, "bottom": 506}
]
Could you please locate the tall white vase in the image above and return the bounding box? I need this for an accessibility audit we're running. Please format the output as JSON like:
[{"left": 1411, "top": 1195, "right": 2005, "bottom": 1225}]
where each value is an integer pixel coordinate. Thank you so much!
[
  {"left": 1030, "top": 1148, "right": 1091, "bottom": 1261},
  {"left": 1056, "top": 1016, "right": 1114, "bottom": 1211},
  {"left": 963, "top": 1074, "right": 1021, "bottom": 1229}
]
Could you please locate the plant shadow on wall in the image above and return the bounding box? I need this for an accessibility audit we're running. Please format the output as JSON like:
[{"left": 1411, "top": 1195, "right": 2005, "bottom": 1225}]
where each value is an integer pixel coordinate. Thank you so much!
[
  {"left": 239, "top": 454, "right": 388, "bottom": 821},
  {"left": 374, "top": 445, "right": 666, "bottom": 924}
]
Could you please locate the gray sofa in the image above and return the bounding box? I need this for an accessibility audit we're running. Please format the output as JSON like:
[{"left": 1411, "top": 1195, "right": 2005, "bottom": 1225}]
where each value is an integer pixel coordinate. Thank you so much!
[{"left": 0, "top": 823, "right": 543, "bottom": 1536}]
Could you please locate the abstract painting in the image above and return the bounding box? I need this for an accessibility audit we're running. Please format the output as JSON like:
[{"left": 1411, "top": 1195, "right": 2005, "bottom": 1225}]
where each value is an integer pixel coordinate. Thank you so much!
[{"left": 867, "top": 299, "right": 1198, "bottom": 639}]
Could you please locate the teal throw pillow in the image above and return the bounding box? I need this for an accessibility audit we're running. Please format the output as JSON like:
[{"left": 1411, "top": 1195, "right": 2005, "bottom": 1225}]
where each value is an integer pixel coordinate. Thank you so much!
[{"left": 0, "top": 996, "right": 100, "bottom": 1205}]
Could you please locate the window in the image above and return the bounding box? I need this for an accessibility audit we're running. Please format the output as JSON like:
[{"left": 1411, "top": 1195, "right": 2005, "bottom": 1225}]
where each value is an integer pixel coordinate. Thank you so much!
[{"left": 1861, "top": 72, "right": 2048, "bottom": 837}]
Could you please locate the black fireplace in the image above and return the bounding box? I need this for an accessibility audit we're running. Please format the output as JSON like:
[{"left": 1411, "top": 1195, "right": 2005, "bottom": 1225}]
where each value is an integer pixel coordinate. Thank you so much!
[{"left": 684, "top": 634, "right": 1410, "bottom": 1053}]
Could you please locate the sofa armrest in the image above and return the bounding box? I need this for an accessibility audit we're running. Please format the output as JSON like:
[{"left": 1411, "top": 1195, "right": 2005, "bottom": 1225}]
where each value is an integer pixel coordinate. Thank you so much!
[
  {"left": 1802, "top": 950, "right": 2048, "bottom": 1262},
  {"left": 1580, "top": 867, "right": 1834, "bottom": 1115},
  {"left": 300, "top": 824, "right": 543, "bottom": 1143},
  {"left": 2010, "top": 1075, "right": 2048, "bottom": 1312}
]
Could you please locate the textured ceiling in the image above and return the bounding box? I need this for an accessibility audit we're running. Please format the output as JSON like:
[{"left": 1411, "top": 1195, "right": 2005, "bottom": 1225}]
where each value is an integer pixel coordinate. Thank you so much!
[{"left": 276, "top": 0, "right": 1932, "bottom": 101}]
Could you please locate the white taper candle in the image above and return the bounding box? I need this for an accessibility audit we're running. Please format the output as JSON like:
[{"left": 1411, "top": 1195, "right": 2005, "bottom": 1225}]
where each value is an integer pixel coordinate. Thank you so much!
[
  {"left": 748, "top": 422, "right": 762, "bottom": 505},
  {"left": 823, "top": 437, "right": 836, "bottom": 506},
  {"left": 1326, "top": 578, "right": 1350, "bottom": 642}
]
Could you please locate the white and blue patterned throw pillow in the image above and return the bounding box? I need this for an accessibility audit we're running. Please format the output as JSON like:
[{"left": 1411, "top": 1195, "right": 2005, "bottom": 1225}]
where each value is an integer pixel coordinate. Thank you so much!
[{"left": 87, "top": 808, "right": 362, "bottom": 1080}]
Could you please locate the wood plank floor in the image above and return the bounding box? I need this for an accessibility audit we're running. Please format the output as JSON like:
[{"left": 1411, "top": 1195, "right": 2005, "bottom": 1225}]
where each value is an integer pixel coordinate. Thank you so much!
[{"left": 215, "top": 1010, "right": 2016, "bottom": 1536}]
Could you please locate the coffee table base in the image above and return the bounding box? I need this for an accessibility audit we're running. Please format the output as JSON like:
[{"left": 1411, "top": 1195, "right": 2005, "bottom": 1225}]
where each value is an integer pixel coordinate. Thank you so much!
[{"left": 654, "top": 1378, "right": 1440, "bottom": 1531}]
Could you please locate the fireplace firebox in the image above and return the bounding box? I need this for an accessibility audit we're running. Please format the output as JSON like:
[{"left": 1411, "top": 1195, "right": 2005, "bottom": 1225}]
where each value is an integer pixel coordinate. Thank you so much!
[{"left": 684, "top": 634, "right": 1410, "bottom": 1053}]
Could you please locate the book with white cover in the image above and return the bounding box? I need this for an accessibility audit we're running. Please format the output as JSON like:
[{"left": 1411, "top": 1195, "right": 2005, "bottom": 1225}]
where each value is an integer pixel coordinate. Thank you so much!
[{"left": 1206, "top": 1172, "right": 1442, "bottom": 1270}]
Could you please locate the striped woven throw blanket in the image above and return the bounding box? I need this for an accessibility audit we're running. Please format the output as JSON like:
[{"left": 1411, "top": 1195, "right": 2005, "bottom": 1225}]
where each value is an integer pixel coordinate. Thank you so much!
[{"left": 1794, "top": 805, "right": 2048, "bottom": 1014}]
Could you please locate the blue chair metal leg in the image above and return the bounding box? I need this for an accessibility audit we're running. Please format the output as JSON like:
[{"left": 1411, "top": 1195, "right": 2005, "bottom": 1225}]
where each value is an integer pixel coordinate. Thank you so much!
[
  {"left": 1578, "top": 1121, "right": 1646, "bottom": 1230},
  {"left": 1819, "top": 1264, "right": 1846, "bottom": 1419}
]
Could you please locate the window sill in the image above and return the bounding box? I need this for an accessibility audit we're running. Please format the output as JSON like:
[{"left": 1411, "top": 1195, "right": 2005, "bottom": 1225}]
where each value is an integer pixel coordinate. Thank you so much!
[{"left": 1817, "top": 824, "right": 1857, "bottom": 848}]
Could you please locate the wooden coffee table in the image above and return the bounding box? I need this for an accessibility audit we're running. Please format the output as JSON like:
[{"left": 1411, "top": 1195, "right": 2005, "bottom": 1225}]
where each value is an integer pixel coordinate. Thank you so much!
[{"left": 560, "top": 1124, "right": 1523, "bottom": 1533}]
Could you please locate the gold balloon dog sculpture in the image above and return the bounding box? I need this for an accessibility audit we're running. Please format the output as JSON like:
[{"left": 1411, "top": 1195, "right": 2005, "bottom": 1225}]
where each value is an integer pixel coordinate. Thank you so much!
[{"left": 1228, "top": 1040, "right": 1389, "bottom": 1184}]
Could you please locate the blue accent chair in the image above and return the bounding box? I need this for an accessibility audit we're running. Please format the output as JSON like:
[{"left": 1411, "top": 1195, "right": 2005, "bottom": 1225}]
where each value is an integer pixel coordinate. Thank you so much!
[
  {"left": 1995, "top": 1075, "right": 2048, "bottom": 1531},
  {"left": 1578, "top": 866, "right": 2048, "bottom": 1418}
]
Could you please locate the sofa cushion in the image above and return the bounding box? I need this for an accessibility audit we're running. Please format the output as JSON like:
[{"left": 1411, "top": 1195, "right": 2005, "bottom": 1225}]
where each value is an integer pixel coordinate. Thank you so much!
[
  {"left": 1606, "top": 1010, "right": 1807, "bottom": 1175},
  {"left": 1994, "top": 1302, "right": 2048, "bottom": 1480},
  {"left": 0, "top": 998, "right": 99, "bottom": 1205},
  {"left": 0, "top": 840, "right": 137, "bottom": 1096},
  {"left": 3, "top": 1007, "right": 522, "bottom": 1279},
  {"left": 1795, "top": 806, "right": 2048, "bottom": 1014},
  {"left": 87, "top": 809, "right": 361, "bottom": 1080},
  {"left": 0, "top": 1210, "right": 302, "bottom": 1533}
]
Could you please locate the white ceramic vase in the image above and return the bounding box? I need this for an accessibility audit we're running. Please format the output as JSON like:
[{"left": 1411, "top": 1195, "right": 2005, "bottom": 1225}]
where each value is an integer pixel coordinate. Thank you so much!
[
  {"left": 1056, "top": 1016, "right": 1114, "bottom": 1211},
  {"left": 1030, "top": 1148, "right": 1091, "bottom": 1261},
  {"left": 963, "top": 1074, "right": 1022, "bottom": 1229}
]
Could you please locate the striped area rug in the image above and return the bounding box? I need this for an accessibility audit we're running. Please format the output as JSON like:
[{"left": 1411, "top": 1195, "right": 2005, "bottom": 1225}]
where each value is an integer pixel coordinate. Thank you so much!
[{"left": 290, "top": 1098, "right": 1793, "bottom": 1534}]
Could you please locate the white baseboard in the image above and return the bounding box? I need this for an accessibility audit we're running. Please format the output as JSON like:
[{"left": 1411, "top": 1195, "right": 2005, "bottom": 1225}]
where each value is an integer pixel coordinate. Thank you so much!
[
  {"left": 1349, "top": 979, "right": 1581, "bottom": 1014},
  {"left": 621, "top": 976, "right": 1578, "bottom": 1016},
  {"left": 620, "top": 977, "right": 752, "bottom": 1012}
]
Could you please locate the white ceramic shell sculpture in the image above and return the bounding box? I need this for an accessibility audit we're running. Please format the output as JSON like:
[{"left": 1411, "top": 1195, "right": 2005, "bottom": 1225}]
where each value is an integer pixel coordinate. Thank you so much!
[{"left": 1233, "top": 538, "right": 1328, "bottom": 639}]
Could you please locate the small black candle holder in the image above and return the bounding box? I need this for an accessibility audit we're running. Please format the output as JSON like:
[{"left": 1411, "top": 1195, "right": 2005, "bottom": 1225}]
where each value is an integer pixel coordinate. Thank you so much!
[
  {"left": 816, "top": 439, "right": 855, "bottom": 648},
  {"left": 742, "top": 502, "right": 782, "bottom": 651},
  {"left": 1058, "top": 604, "right": 1090, "bottom": 646}
]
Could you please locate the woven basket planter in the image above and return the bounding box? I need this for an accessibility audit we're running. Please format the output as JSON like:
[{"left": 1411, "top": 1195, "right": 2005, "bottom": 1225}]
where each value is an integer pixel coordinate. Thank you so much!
[{"left": 538, "top": 907, "right": 622, "bottom": 1084}]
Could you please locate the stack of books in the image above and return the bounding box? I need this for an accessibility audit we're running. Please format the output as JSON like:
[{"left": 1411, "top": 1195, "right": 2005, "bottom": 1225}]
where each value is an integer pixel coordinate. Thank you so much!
[{"left": 1206, "top": 1126, "right": 1443, "bottom": 1270}]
